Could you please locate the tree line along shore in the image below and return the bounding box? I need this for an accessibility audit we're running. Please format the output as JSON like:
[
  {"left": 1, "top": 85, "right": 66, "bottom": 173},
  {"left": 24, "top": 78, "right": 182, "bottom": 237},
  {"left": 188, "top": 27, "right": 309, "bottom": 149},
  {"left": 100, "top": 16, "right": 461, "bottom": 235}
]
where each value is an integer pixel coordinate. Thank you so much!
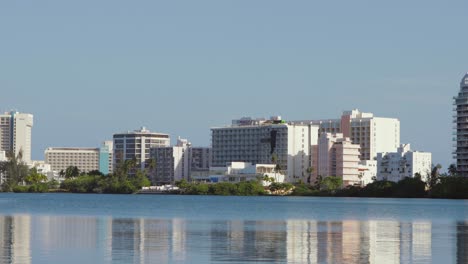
[{"left": 1, "top": 151, "right": 467, "bottom": 199}]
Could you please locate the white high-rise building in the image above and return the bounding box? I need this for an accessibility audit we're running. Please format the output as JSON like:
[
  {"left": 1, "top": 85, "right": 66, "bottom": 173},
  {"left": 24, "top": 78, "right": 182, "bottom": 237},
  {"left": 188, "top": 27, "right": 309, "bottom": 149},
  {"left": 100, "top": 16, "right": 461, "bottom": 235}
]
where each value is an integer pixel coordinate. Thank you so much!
[
  {"left": 211, "top": 116, "right": 319, "bottom": 183},
  {"left": 299, "top": 109, "right": 400, "bottom": 161},
  {"left": 0, "top": 111, "right": 33, "bottom": 163},
  {"left": 113, "top": 127, "right": 170, "bottom": 172},
  {"left": 377, "top": 144, "right": 432, "bottom": 182},
  {"left": 454, "top": 72, "right": 468, "bottom": 177}
]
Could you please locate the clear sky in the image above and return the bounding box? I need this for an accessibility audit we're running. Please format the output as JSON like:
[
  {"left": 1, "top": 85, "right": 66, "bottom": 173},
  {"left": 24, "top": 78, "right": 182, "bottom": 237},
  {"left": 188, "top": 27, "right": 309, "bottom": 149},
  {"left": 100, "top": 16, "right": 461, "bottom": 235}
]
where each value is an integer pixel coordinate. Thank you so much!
[{"left": 1, "top": 0, "right": 467, "bottom": 170}]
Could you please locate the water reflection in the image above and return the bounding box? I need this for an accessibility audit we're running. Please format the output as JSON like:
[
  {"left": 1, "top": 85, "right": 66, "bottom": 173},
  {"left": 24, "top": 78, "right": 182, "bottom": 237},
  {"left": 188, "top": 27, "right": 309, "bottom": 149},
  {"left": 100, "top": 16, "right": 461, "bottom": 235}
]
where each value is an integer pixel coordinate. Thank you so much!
[{"left": 0, "top": 215, "right": 467, "bottom": 263}]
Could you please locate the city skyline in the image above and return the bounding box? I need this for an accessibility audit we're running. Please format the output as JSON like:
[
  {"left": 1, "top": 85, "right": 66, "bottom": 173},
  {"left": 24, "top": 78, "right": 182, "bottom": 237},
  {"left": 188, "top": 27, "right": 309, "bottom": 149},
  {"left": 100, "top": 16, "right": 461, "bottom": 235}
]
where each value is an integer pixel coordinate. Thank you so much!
[{"left": 1, "top": 1, "right": 467, "bottom": 169}]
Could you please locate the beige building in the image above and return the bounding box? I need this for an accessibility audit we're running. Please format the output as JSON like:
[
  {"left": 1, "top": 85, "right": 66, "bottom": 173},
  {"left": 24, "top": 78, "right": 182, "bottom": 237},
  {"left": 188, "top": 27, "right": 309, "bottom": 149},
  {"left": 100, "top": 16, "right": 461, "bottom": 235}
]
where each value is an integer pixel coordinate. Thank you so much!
[
  {"left": 45, "top": 147, "right": 100, "bottom": 173},
  {"left": 314, "top": 133, "right": 360, "bottom": 186}
]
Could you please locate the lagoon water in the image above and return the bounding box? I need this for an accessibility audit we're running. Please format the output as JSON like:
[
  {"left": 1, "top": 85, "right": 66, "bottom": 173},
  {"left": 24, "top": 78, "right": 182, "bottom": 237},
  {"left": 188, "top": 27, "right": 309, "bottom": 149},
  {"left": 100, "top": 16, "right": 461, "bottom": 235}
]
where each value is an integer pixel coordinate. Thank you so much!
[{"left": 0, "top": 194, "right": 467, "bottom": 264}]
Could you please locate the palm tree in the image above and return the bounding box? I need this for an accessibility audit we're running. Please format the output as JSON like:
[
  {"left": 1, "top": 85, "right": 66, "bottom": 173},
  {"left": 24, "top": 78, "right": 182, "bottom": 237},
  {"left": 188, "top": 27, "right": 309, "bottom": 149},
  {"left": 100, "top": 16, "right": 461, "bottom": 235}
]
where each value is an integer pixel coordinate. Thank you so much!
[{"left": 448, "top": 164, "right": 458, "bottom": 176}]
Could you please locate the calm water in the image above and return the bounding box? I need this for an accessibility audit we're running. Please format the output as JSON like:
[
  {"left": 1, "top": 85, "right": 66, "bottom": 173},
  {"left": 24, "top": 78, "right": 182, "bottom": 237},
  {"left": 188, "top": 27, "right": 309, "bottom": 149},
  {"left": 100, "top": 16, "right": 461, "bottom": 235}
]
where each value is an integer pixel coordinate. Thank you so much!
[{"left": 0, "top": 194, "right": 467, "bottom": 264}]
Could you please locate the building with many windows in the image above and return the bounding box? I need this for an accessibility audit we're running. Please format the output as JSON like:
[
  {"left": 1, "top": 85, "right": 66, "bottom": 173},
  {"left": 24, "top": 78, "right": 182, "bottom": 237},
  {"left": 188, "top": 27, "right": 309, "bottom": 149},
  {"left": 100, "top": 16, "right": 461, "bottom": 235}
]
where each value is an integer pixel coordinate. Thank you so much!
[
  {"left": 314, "top": 133, "right": 361, "bottom": 186},
  {"left": 298, "top": 110, "right": 400, "bottom": 161},
  {"left": 150, "top": 138, "right": 212, "bottom": 185},
  {"left": 211, "top": 116, "right": 319, "bottom": 183},
  {"left": 0, "top": 111, "right": 33, "bottom": 163},
  {"left": 45, "top": 147, "right": 100, "bottom": 173},
  {"left": 377, "top": 144, "right": 432, "bottom": 182},
  {"left": 113, "top": 127, "right": 170, "bottom": 172},
  {"left": 454, "top": 72, "right": 468, "bottom": 177},
  {"left": 150, "top": 138, "right": 191, "bottom": 184}
]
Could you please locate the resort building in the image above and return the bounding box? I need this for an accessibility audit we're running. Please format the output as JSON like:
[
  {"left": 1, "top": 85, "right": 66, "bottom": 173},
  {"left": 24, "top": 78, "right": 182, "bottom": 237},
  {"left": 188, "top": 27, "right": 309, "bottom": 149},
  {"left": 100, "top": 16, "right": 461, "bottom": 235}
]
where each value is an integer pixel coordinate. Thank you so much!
[
  {"left": 314, "top": 133, "right": 361, "bottom": 186},
  {"left": 376, "top": 144, "right": 432, "bottom": 182},
  {"left": 454, "top": 72, "right": 468, "bottom": 177},
  {"left": 211, "top": 116, "right": 319, "bottom": 183},
  {"left": 0, "top": 111, "right": 33, "bottom": 163},
  {"left": 298, "top": 109, "right": 400, "bottom": 161},
  {"left": 45, "top": 147, "right": 100, "bottom": 173},
  {"left": 113, "top": 127, "right": 170, "bottom": 172}
]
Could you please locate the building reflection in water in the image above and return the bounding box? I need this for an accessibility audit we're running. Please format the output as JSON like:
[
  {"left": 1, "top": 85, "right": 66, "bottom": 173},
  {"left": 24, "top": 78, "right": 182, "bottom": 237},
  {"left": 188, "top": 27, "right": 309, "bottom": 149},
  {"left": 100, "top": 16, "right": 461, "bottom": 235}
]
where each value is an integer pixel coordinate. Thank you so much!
[
  {"left": 0, "top": 215, "right": 31, "bottom": 264},
  {"left": 0, "top": 214, "right": 467, "bottom": 263}
]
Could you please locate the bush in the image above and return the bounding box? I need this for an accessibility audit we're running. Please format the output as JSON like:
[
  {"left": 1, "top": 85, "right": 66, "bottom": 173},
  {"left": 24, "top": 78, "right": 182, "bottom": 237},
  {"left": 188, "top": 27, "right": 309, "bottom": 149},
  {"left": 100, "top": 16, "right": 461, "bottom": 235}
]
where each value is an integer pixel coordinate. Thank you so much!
[
  {"left": 431, "top": 176, "right": 468, "bottom": 199},
  {"left": 393, "top": 177, "right": 426, "bottom": 198},
  {"left": 360, "top": 180, "right": 397, "bottom": 197}
]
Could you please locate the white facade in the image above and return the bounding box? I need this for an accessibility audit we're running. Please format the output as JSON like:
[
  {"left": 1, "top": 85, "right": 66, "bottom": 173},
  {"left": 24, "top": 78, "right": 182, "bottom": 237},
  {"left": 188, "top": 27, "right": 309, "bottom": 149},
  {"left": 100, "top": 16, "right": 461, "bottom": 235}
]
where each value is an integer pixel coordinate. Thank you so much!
[
  {"left": 377, "top": 144, "right": 432, "bottom": 182},
  {"left": 0, "top": 112, "right": 33, "bottom": 163},
  {"left": 45, "top": 147, "right": 100, "bottom": 173},
  {"left": 300, "top": 109, "right": 400, "bottom": 161},
  {"left": 113, "top": 127, "right": 170, "bottom": 171},
  {"left": 315, "top": 133, "right": 361, "bottom": 186},
  {"left": 29, "top": 160, "right": 59, "bottom": 181},
  {"left": 211, "top": 117, "right": 319, "bottom": 183},
  {"left": 358, "top": 160, "right": 377, "bottom": 186},
  {"left": 453, "top": 72, "right": 468, "bottom": 176},
  {"left": 0, "top": 150, "right": 6, "bottom": 184},
  {"left": 191, "top": 162, "right": 286, "bottom": 186}
]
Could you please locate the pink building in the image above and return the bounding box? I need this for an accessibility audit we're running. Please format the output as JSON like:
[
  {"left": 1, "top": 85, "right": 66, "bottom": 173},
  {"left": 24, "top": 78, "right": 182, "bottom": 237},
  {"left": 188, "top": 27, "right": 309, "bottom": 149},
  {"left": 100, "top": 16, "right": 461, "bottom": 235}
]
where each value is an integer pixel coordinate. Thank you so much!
[{"left": 314, "top": 133, "right": 361, "bottom": 186}]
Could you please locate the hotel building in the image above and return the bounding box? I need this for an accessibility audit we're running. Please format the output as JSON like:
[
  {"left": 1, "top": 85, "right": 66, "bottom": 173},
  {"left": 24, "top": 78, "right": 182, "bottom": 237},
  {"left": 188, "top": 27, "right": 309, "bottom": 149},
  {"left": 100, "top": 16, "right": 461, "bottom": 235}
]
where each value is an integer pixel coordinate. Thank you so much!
[
  {"left": 45, "top": 147, "right": 100, "bottom": 173},
  {"left": 211, "top": 116, "right": 319, "bottom": 183},
  {"left": 299, "top": 110, "right": 400, "bottom": 161}
]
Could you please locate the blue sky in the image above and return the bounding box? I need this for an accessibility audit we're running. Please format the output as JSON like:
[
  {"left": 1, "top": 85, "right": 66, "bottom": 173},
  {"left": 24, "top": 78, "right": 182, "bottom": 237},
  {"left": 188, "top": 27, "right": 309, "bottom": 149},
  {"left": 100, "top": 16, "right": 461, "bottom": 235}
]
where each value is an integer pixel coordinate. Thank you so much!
[{"left": 0, "top": 0, "right": 466, "bottom": 170}]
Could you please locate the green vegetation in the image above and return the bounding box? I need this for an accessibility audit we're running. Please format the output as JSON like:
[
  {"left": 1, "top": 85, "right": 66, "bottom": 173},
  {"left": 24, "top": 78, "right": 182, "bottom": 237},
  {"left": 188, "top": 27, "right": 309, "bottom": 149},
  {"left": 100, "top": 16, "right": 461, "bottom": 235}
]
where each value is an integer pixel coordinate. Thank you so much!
[
  {"left": 0, "top": 153, "right": 152, "bottom": 194},
  {"left": 175, "top": 179, "right": 266, "bottom": 196}
]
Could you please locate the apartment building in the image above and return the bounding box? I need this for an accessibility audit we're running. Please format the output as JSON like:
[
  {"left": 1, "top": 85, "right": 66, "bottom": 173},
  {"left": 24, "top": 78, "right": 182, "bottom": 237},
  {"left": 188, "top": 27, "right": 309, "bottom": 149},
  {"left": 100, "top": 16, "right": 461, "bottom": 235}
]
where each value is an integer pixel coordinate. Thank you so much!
[
  {"left": 314, "top": 133, "right": 361, "bottom": 186},
  {"left": 377, "top": 144, "right": 432, "bottom": 182},
  {"left": 113, "top": 127, "right": 170, "bottom": 171},
  {"left": 211, "top": 116, "right": 319, "bottom": 183},
  {"left": 454, "top": 72, "right": 468, "bottom": 176},
  {"left": 191, "top": 147, "right": 212, "bottom": 172},
  {"left": 300, "top": 110, "right": 400, "bottom": 161},
  {"left": 0, "top": 111, "right": 33, "bottom": 163},
  {"left": 45, "top": 147, "right": 100, "bottom": 173},
  {"left": 150, "top": 138, "right": 191, "bottom": 184}
]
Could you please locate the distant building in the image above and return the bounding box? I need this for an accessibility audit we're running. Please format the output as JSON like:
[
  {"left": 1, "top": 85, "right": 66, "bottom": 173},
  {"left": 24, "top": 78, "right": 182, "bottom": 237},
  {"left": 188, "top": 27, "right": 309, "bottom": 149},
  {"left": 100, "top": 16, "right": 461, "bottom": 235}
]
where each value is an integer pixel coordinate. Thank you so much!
[
  {"left": 298, "top": 109, "right": 400, "bottom": 161},
  {"left": 99, "top": 141, "right": 113, "bottom": 175},
  {"left": 45, "top": 147, "right": 100, "bottom": 173},
  {"left": 150, "top": 138, "right": 212, "bottom": 185},
  {"left": 377, "top": 144, "right": 432, "bottom": 182},
  {"left": 191, "top": 161, "right": 286, "bottom": 186},
  {"left": 113, "top": 127, "right": 170, "bottom": 172},
  {"left": 150, "top": 138, "right": 191, "bottom": 185},
  {"left": 0, "top": 151, "right": 7, "bottom": 184},
  {"left": 358, "top": 160, "right": 377, "bottom": 186},
  {"left": 454, "top": 72, "right": 468, "bottom": 177},
  {"left": 191, "top": 146, "right": 212, "bottom": 172},
  {"left": 314, "top": 133, "right": 361, "bottom": 186},
  {"left": 0, "top": 111, "right": 33, "bottom": 163},
  {"left": 28, "top": 160, "right": 58, "bottom": 181},
  {"left": 211, "top": 116, "right": 319, "bottom": 183}
]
